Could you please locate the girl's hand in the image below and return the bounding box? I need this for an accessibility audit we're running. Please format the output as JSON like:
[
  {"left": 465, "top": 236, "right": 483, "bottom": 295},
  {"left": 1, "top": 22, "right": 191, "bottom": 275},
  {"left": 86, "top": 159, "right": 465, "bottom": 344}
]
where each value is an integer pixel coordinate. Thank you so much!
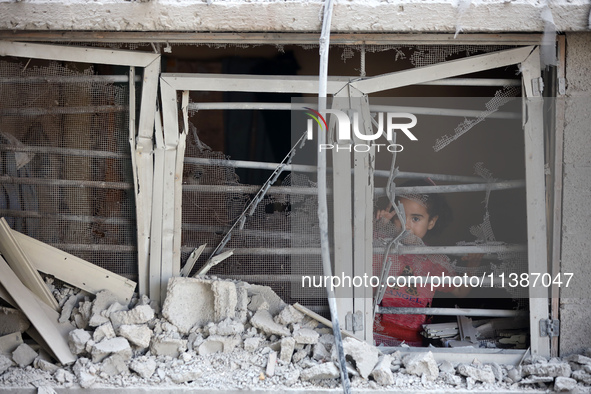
[{"left": 376, "top": 209, "right": 395, "bottom": 222}]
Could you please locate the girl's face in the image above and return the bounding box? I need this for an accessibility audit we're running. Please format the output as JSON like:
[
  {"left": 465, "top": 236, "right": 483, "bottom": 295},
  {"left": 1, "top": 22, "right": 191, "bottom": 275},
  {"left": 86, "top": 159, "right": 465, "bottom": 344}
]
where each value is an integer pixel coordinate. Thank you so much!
[{"left": 394, "top": 197, "right": 438, "bottom": 239}]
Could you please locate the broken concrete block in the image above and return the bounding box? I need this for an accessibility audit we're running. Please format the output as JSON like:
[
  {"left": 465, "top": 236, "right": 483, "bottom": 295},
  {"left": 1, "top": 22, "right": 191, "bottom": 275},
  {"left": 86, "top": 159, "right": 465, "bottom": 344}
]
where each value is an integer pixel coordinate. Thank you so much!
[
  {"left": 572, "top": 370, "right": 591, "bottom": 384},
  {"left": 250, "top": 309, "right": 290, "bottom": 337},
  {"left": 78, "top": 371, "right": 97, "bottom": 388},
  {"left": 92, "top": 290, "right": 119, "bottom": 317},
  {"left": 522, "top": 362, "right": 571, "bottom": 378},
  {"left": 292, "top": 348, "right": 308, "bottom": 363},
  {"left": 93, "top": 322, "right": 116, "bottom": 343},
  {"left": 507, "top": 366, "right": 522, "bottom": 383},
  {"left": 198, "top": 335, "right": 241, "bottom": 355},
  {"left": 554, "top": 376, "right": 577, "bottom": 391},
  {"left": 0, "top": 332, "right": 23, "bottom": 355},
  {"left": 162, "top": 277, "right": 215, "bottom": 334},
  {"left": 102, "top": 302, "right": 128, "bottom": 319},
  {"left": 37, "top": 387, "right": 57, "bottom": 394},
  {"left": 91, "top": 337, "right": 132, "bottom": 363},
  {"left": 110, "top": 304, "right": 154, "bottom": 329},
  {"left": 243, "top": 337, "right": 261, "bottom": 352},
  {"left": 130, "top": 356, "right": 157, "bottom": 379},
  {"left": 149, "top": 336, "right": 187, "bottom": 358},
  {"left": 0, "top": 307, "right": 30, "bottom": 335},
  {"left": 0, "top": 354, "right": 13, "bottom": 374},
  {"left": 293, "top": 328, "right": 319, "bottom": 345},
  {"left": 68, "top": 329, "right": 91, "bottom": 355},
  {"left": 301, "top": 362, "right": 340, "bottom": 381},
  {"left": 169, "top": 370, "right": 202, "bottom": 384},
  {"left": 235, "top": 283, "right": 249, "bottom": 323},
  {"left": 54, "top": 368, "right": 75, "bottom": 384},
  {"left": 209, "top": 318, "right": 244, "bottom": 336},
  {"left": 246, "top": 284, "right": 286, "bottom": 316},
  {"left": 312, "top": 342, "right": 330, "bottom": 361},
  {"left": 456, "top": 363, "right": 495, "bottom": 383},
  {"left": 371, "top": 355, "right": 394, "bottom": 386},
  {"left": 118, "top": 324, "right": 152, "bottom": 349},
  {"left": 403, "top": 351, "right": 439, "bottom": 382},
  {"left": 101, "top": 354, "right": 129, "bottom": 377},
  {"left": 12, "top": 343, "right": 38, "bottom": 367},
  {"left": 569, "top": 354, "right": 591, "bottom": 365},
  {"left": 34, "top": 358, "right": 59, "bottom": 374},
  {"left": 88, "top": 313, "right": 110, "bottom": 327},
  {"left": 439, "top": 360, "right": 455, "bottom": 374},
  {"left": 212, "top": 280, "right": 237, "bottom": 322},
  {"left": 340, "top": 337, "right": 380, "bottom": 379},
  {"left": 280, "top": 337, "right": 296, "bottom": 363},
  {"left": 275, "top": 305, "right": 304, "bottom": 326},
  {"left": 442, "top": 372, "right": 462, "bottom": 386}
]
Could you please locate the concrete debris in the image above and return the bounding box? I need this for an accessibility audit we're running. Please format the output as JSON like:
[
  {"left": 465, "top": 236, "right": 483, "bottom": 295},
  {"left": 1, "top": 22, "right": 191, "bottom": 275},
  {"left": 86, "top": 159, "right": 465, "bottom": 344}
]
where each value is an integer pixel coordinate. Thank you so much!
[
  {"left": 77, "top": 371, "right": 97, "bottom": 388},
  {"left": 403, "top": 351, "right": 439, "bottom": 381},
  {"left": 68, "top": 329, "right": 91, "bottom": 355},
  {"left": 0, "top": 354, "right": 13, "bottom": 374},
  {"left": 274, "top": 305, "right": 304, "bottom": 326},
  {"left": 90, "top": 337, "right": 132, "bottom": 363},
  {"left": 169, "top": 369, "right": 202, "bottom": 384},
  {"left": 243, "top": 337, "right": 261, "bottom": 352},
  {"left": 457, "top": 363, "right": 495, "bottom": 383},
  {"left": 110, "top": 304, "right": 154, "bottom": 329},
  {"left": 100, "top": 354, "right": 129, "bottom": 377},
  {"left": 118, "top": 324, "right": 152, "bottom": 349},
  {"left": 279, "top": 337, "right": 295, "bottom": 363},
  {"left": 91, "top": 290, "right": 119, "bottom": 317},
  {"left": 246, "top": 284, "right": 286, "bottom": 316},
  {"left": 569, "top": 354, "right": 591, "bottom": 365},
  {"left": 555, "top": 376, "right": 578, "bottom": 391},
  {"left": 250, "top": 309, "right": 290, "bottom": 337},
  {"left": 198, "top": 335, "right": 241, "bottom": 355},
  {"left": 12, "top": 343, "right": 38, "bottom": 367},
  {"left": 522, "top": 361, "right": 571, "bottom": 378},
  {"left": 0, "top": 331, "right": 23, "bottom": 354},
  {"left": 292, "top": 328, "right": 319, "bottom": 345},
  {"left": 36, "top": 386, "right": 57, "bottom": 394},
  {"left": 572, "top": 370, "right": 591, "bottom": 384},
  {"left": 292, "top": 348, "right": 308, "bottom": 363},
  {"left": 33, "top": 358, "right": 59, "bottom": 374},
  {"left": 212, "top": 280, "right": 238, "bottom": 322},
  {"left": 301, "top": 362, "right": 340, "bottom": 381},
  {"left": 209, "top": 318, "right": 244, "bottom": 336},
  {"left": 439, "top": 359, "right": 455, "bottom": 374},
  {"left": 265, "top": 351, "right": 277, "bottom": 377},
  {"left": 0, "top": 306, "right": 30, "bottom": 335},
  {"left": 312, "top": 342, "right": 330, "bottom": 361},
  {"left": 340, "top": 337, "right": 380, "bottom": 379},
  {"left": 58, "top": 295, "right": 77, "bottom": 324},
  {"left": 149, "top": 336, "right": 187, "bottom": 358},
  {"left": 371, "top": 355, "right": 394, "bottom": 386},
  {"left": 93, "top": 322, "right": 116, "bottom": 343},
  {"left": 129, "top": 356, "right": 157, "bottom": 379}
]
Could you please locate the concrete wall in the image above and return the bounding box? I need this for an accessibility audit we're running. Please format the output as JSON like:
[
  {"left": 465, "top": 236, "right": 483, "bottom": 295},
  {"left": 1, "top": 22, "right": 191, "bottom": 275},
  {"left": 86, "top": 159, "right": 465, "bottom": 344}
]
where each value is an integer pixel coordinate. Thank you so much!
[{"left": 559, "top": 32, "right": 591, "bottom": 356}]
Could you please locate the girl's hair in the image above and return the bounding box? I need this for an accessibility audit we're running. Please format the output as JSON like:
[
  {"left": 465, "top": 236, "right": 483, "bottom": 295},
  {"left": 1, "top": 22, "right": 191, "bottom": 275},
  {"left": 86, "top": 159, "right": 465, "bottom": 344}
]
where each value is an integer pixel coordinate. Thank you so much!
[{"left": 395, "top": 178, "right": 452, "bottom": 236}]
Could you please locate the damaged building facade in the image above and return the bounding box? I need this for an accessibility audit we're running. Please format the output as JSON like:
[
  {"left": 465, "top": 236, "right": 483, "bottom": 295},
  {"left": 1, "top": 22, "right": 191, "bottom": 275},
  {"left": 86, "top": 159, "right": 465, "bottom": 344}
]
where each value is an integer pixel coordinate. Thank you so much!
[{"left": 0, "top": 0, "right": 590, "bottom": 392}]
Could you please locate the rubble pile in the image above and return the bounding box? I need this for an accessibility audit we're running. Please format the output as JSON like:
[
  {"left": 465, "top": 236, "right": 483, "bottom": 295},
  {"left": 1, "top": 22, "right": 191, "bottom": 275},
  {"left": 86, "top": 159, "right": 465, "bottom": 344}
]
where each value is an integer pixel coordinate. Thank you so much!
[{"left": 1, "top": 276, "right": 591, "bottom": 392}]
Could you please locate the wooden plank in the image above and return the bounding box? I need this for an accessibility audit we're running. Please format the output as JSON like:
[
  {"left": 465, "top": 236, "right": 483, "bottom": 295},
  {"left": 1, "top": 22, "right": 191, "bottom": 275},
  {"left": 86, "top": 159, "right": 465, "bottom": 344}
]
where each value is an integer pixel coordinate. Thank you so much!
[
  {"left": 521, "top": 47, "right": 550, "bottom": 358},
  {"left": 0, "top": 256, "right": 76, "bottom": 365},
  {"left": 11, "top": 230, "right": 136, "bottom": 304},
  {"left": 0, "top": 217, "right": 58, "bottom": 309},
  {"left": 173, "top": 92, "right": 190, "bottom": 276},
  {"left": 351, "top": 46, "right": 535, "bottom": 94}
]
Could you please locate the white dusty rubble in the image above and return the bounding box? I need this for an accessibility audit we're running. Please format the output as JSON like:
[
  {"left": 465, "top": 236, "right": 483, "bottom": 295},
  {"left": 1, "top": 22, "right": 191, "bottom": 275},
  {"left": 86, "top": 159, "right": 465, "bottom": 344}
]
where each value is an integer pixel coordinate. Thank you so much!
[{"left": 3, "top": 276, "right": 591, "bottom": 392}]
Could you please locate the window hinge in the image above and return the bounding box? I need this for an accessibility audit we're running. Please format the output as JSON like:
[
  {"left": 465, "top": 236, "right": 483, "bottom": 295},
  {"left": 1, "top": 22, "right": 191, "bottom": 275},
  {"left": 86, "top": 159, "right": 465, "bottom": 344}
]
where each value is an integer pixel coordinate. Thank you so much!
[
  {"left": 345, "top": 311, "right": 364, "bottom": 332},
  {"left": 558, "top": 77, "right": 566, "bottom": 95},
  {"left": 540, "top": 318, "right": 560, "bottom": 337},
  {"left": 531, "top": 77, "right": 544, "bottom": 96}
]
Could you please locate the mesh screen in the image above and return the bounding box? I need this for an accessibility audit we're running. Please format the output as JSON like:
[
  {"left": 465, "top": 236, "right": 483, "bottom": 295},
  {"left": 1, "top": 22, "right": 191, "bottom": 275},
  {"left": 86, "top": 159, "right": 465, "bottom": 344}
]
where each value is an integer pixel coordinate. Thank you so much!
[{"left": 0, "top": 60, "right": 137, "bottom": 280}]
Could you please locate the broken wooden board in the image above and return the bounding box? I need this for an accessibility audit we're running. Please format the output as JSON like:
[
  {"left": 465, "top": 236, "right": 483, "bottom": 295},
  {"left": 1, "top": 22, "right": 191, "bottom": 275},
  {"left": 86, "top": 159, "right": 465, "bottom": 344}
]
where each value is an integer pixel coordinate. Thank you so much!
[
  {"left": 12, "top": 229, "right": 136, "bottom": 304},
  {"left": 0, "top": 217, "right": 58, "bottom": 309},
  {"left": 0, "top": 255, "right": 76, "bottom": 365}
]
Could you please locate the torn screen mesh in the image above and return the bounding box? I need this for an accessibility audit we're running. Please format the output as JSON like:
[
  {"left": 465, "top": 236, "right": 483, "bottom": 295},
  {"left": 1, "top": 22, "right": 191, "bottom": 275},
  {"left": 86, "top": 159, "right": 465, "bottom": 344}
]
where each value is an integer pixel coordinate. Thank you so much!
[{"left": 0, "top": 60, "right": 137, "bottom": 280}]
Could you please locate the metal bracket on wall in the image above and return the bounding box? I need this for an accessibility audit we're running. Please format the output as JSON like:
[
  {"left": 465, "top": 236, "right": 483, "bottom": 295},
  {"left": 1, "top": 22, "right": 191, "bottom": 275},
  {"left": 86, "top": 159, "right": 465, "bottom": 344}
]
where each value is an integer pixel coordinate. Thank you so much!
[
  {"left": 345, "top": 311, "right": 364, "bottom": 332},
  {"left": 539, "top": 319, "right": 560, "bottom": 337}
]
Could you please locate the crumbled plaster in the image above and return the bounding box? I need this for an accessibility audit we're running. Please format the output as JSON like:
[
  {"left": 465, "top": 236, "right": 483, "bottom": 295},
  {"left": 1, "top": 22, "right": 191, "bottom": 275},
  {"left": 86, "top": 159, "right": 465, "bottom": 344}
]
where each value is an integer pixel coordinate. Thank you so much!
[{"left": 0, "top": 1, "right": 590, "bottom": 33}]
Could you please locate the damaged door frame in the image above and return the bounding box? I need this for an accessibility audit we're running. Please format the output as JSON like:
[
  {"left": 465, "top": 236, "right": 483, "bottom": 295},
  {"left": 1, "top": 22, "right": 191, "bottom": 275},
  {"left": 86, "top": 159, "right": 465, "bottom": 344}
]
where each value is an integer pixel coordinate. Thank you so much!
[
  {"left": 0, "top": 41, "right": 161, "bottom": 297},
  {"left": 158, "top": 44, "right": 551, "bottom": 357}
]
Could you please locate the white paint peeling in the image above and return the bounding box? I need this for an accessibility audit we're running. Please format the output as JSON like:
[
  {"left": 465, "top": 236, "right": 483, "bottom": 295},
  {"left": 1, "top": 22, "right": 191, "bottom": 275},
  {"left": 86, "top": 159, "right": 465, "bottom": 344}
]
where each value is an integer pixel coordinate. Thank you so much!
[{"left": 0, "top": 0, "right": 589, "bottom": 33}]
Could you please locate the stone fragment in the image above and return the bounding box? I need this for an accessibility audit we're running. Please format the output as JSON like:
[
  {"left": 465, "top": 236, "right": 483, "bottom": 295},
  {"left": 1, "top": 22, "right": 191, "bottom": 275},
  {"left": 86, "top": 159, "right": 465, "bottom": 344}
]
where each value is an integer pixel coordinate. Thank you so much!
[
  {"left": 274, "top": 305, "right": 304, "bottom": 326},
  {"left": 68, "top": 329, "right": 91, "bottom": 355},
  {"left": 149, "top": 336, "right": 187, "bottom": 358},
  {"left": 198, "top": 335, "right": 241, "bottom": 355},
  {"left": 507, "top": 367, "right": 522, "bottom": 383},
  {"left": 212, "top": 280, "right": 237, "bottom": 322},
  {"left": 0, "top": 354, "right": 13, "bottom": 374},
  {"left": 0, "top": 307, "right": 29, "bottom": 335},
  {"left": 522, "top": 362, "right": 571, "bottom": 378},
  {"left": 371, "top": 355, "right": 394, "bottom": 386},
  {"left": 102, "top": 302, "right": 128, "bottom": 318},
  {"left": 341, "top": 337, "right": 380, "bottom": 379},
  {"left": 456, "top": 363, "right": 495, "bottom": 383},
  {"left": 118, "top": 324, "right": 152, "bottom": 349},
  {"left": 93, "top": 322, "right": 116, "bottom": 343},
  {"left": 312, "top": 342, "right": 330, "bottom": 361},
  {"left": 554, "top": 376, "right": 578, "bottom": 391},
  {"left": 280, "top": 337, "right": 296, "bottom": 363},
  {"left": 235, "top": 283, "right": 249, "bottom": 323},
  {"left": 293, "top": 328, "right": 319, "bottom": 345},
  {"left": 442, "top": 372, "right": 462, "bottom": 386},
  {"left": 78, "top": 371, "right": 97, "bottom": 388},
  {"left": 78, "top": 301, "right": 93, "bottom": 327},
  {"left": 439, "top": 360, "right": 455, "bottom": 374},
  {"left": 301, "top": 362, "right": 340, "bottom": 381},
  {"left": 292, "top": 348, "right": 308, "bottom": 363},
  {"left": 36, "top": 387, "right": 57, "bottom": 394},
  {"left": 169, "top": 370, "right": 202, "bottom": 384},
  {"left": 12, "top": 343, "right": 37, "bottom": 367},
  {"left": 101, "top": 354, "right": 129, "bottom": 376},
  {"left": 92, "top": 290, "right": 119, "bottom": 317},
  {"left": 130, "top": 357, "right": 157, "bottom": 379},
  {"left": 403, "top": 352, "right": 439, "bottom": 382},
  {"left": 246, "top": 284, "right": 286, "bottom": 315},
  {"left": 88, "top": 314, "right": 110, "bottom": 327},
  {"left": 569, "top": 354, "right": 591, "bottom": 365},
  {"left": 91, "top": 337, "right": 132, "bottom": 363},
  {"left": 318, "top": 333, "right": 334, "bottom": 351},
  {"left": 266, "top": 351, "right": 277, "bottom": 377},
  {"left": 54, "top": 369, "right": 75, "bottom": 384},
  {"left": 161, "top": 277, "right": 215, "bottom": 334},
  {"left": 490, "top": 362, "right": 504, "bottom": 381},
  {"left": 110, "top": 305, "right": 154, "bottom": 329},
  {"left": 520, "top": 375, "right": 554, "bottom": 384},
  {"left": 209, "top": 318, "right": 244, "bottom": 336},
  {"left": 34, "top": 358, "right": 59, "bottom": 374},
  {"left": 243, "top": 337, "right": 261, "bottom": 352},
  {"left": 250, "top": 309, "right": 290, "bottom": 337},
  {"left": 572, "top": 370, "right": 591, "bottom": 384},
  {"left": 0, "top": 332, "right": 23, "bottom": 354}
]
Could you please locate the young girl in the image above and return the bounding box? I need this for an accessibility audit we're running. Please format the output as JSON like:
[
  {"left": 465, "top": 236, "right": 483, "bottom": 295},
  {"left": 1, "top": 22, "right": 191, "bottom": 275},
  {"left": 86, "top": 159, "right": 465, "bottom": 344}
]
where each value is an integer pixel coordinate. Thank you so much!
[{"left": 373, "top": 179, "right": 467, "bottom": 347}]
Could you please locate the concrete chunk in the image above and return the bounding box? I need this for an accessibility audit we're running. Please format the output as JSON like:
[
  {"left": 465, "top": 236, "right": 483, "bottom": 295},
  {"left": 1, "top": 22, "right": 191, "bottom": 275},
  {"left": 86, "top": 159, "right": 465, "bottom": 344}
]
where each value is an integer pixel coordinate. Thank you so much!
[
  {"left": 34, "top": 358, "right": 60, "bottom": 374},
  {"left": 118, "top": 324, "right": 152, "bottom": 349},
  {"left": 92, "top": 290, "right": 119, "bottom": 317},
  {"left": 312, "top": 342, "right": 330, "bottom": 361},
  {"left": 149, "top": 336, "right": 187, "bottom": 358},
  {"left": 403, "top": 351, "right": 439, "bottom": 382},
  {"left": 243, "top": 337, "right": 261, "bottom": 352},
  {"left": 209, "top": 318, "right": 244, "bottom": 336},
  {"left": 275, "top": 305, "right": 304, "bottom": 326},
  {"left": 93, "top": 322, "right": 116, "bottom": 343},
  {"left": 91, "top": 337, "right": 132, "bottom": 363},
  {"left": 130, "top": 357, "right": 157, "bottom": 379},
  {"left": 554, "top": 376, "right": 577, "bottom": 391},
  {"left": 568, "top": 354, "right": 591, "bottom": 365},
  {"left": 340, "top": 337, "right": 380, "bottom": 379},
  {"left": 280, "top": 337, "right": 296, "bottom": 363},
  {"left": 301, "top": 362, "right": 340, "bottom": 381},
  {"left": 110, "top": 305, "right": 154, "bottom": 329},
  {"left": 198, "top": 335, "right": 241, "bottom": 355},
  {"left": 522, "top": 362, "right": 571, "bottom": 378},
  {"left": 212, "top": 280, "right": 237, "bottom": 322},
  {"left": 169, "top": 370, "right": 202, "bottom": 384},
  {"left": 0, "top": 354, "right": 13, "bottom": 374},
  {"left": 293, "top": 328, "right": 319, "bottom": 345},
  {"left": 101, "top": 354, "right": 129, "bottom": 377},
  {"left": 371, "top": 355, "right": 394, "bottom": 386},
  {"left": 12, "top": 343, "right": 38, "bottom": 367},
  {"left": 246, "top": 284, "right": 286, "bottom": 315},
  {"left": 162, "top": 277, "right": 215, "bottom": 334},
  {"left": 0, "top": 332, "right": 23, "bottom": 355},
  {"left": 0, "top": 307, "right": 30, "bottom": 335},
  {"left": 68, "top": 329, "right": 91, "bottom": 355},
  {"left": 456, "top": 363, "right": 495, "bottom": 383},
  {"left": 250, "top": 309, "right": 290, "bottom": 337}
]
